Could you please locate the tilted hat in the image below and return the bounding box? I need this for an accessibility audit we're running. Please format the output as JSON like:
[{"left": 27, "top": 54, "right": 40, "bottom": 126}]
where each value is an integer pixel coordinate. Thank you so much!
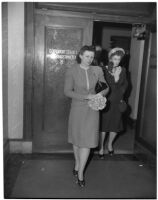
[{"left": 108, "top": 47, "right": 125, "bottom": 58}]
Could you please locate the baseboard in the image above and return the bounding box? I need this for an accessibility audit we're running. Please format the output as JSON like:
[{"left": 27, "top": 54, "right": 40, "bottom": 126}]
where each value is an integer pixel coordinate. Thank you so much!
[
  {"left": 33, "top": 148, "right": 134, "bottom": 154},
  {"left": 9, "top": 140, "right": 32, "bottom": 153},
  {"left": 135, "top": 137, "right": 157, "bottom": 156},
  {"left": 134, "top": 140, "right": 156, "bottom": 158}
]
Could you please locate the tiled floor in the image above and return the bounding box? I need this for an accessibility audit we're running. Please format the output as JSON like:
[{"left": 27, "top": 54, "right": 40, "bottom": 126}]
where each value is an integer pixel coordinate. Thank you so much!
[{"left": 4, "top": 152, "right": 156, "bottom": 199}]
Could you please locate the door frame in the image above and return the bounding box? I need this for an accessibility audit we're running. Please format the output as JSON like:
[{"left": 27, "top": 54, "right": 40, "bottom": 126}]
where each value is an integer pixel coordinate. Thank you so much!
[
  {"left": 23, "top": 2, "right": 153, "bottom": 142},
  {"left": 135, "top": 27, "right": 156, "bottom": 154}
]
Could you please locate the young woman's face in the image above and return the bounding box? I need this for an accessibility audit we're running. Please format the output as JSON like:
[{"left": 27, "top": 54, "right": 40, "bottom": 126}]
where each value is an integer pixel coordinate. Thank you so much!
[
  {"left": 110, "top": 55, "right": 121, "bottom": 67},
  {"left": 79, "top": 50, "right": 95, "bottom": 66}
]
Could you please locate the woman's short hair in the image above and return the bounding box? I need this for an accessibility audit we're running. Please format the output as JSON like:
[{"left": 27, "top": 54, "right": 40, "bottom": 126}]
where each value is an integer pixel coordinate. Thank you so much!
[
  {"left": 108, "top": 47, "right": 125, "bottom": 60},
  {"left": 76, "top": 45, "right": 95, "bottom": 64}
]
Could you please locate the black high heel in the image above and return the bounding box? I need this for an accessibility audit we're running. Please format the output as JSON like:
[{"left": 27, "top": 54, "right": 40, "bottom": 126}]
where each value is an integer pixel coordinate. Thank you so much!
[
  {"left": 77, "top": 178, "right": 85, "bottom": 188},
  {"left": 98, "top": 153, "right": 105, "bottom": 159},
  {"left": 98, "top": 149, "right": 105, "bottom": 159},
  {"left": 108, "top": 149, "right": 114, "bottom": 156},
  {"left": 73, "top": 169, "right": 78, "bottom": 177}
]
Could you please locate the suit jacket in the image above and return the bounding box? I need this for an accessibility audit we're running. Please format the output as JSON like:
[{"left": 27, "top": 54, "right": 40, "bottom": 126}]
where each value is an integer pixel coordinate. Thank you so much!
[{"left": 64, "top": 64, "right": 107, "bottom": 106}]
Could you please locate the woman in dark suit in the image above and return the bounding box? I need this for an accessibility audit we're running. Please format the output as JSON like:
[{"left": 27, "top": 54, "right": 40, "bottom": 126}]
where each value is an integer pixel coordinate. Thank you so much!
[
  {"left": 64, "top": 45, "right": 109, "bottom": 187},
  {"left": 98, "top": 47, "right": 128, "bottom": 158}
]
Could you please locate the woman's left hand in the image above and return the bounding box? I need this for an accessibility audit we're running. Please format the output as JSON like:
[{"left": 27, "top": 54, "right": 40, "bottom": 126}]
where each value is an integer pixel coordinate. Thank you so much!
[
  {"left": 87, "top": 94, "right": 98, "bottom": 100},
  {"left": 95, "top": 93, "right": 103, "bottom": 97}
]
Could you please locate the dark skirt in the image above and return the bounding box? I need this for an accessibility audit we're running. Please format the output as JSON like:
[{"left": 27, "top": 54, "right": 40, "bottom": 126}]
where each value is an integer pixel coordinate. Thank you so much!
[{"left": 100, "top": 101, "right": 123, "bottom": 133}]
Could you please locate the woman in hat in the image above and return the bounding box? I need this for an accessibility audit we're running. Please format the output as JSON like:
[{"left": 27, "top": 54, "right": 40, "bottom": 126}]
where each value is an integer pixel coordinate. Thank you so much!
[
  {"left": 64, "top": 45, "right": 109, "bottom": 187},
  {"left": 98, "top": 47, "right": 128, "bottom": 158}
]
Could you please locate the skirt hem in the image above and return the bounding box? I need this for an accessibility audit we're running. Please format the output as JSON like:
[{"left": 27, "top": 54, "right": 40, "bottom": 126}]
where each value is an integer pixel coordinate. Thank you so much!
[{"left": 68, "top": 141, "right": 98, "bottom": 149}]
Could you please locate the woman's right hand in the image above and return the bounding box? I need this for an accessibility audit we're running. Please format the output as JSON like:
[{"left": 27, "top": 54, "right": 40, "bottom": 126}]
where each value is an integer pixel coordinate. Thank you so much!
[{"left": 86, "top": 94, "right": 97, "bottom": 100}]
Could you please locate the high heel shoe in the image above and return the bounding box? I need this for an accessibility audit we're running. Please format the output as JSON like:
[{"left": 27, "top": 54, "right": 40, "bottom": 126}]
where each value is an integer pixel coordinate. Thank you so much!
[
  {"left": 98, "top": 153, "right": 105, "bottom": 159},
  {"left": 77, "top": 178, "right": 85, "bottom": 188},
  {"left": 108, "top": 149, "right": 114, "bottom": 156},
  {"left": 98, "top": 149, "right": 105, "bottom": 159},
  {"left": 73, "top": 169, "right": 78, "bottom": 177}
]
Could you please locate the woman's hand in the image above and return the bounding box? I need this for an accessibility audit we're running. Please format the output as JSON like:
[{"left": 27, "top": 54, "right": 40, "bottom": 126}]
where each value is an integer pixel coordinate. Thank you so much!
[
  {"left": 86, "top": 94, "right": 97, "bottom": 100},
  {"left": 96, "top": 92, "right": 103, "bottom": 96}
]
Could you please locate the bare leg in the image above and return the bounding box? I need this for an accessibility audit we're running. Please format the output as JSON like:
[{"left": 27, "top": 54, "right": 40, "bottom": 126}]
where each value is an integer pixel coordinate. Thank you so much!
[
  {"left": 108, "top": 132, "right": 117, "bottom": 151},
  {"left": 99, "top": 132, "right": 106, "bottom": 154},
  {"left": 73, "top": 145, "right": 80, "bottom": 171},
  {"left": 78, "top": 148, "right": 90, "bottom": 180}
]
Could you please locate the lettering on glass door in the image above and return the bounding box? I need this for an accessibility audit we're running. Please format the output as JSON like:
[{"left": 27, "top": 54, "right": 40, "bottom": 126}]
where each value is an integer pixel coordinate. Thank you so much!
[{"left": 43, "top": 27, "right": 83, "bottom": 131}]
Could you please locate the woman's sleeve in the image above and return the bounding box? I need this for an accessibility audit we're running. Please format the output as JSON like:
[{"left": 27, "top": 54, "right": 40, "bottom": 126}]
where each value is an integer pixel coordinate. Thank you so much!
[
  {"left": 120, "top": 68, "right": 128, "bottom": 94},
  {"left": 98, "top": 67, "right": 109, "bottom": 96},
  {"left": 64, "top": 68, "right": 88, "bottom": 100}
]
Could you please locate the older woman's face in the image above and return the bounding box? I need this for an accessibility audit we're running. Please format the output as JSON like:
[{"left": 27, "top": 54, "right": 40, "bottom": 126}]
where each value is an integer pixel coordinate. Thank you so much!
[
  {"left": 79, "top": 50, "right": 94, "bottom": 66},
  {"left": 110, "top": 55, "right": 121, "bottom": 67}
]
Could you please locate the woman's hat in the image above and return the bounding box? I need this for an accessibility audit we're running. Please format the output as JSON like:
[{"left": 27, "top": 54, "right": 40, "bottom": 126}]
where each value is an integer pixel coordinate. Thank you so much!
[{"left": 108, "top": 47, "right": 125, "bottom": 58}]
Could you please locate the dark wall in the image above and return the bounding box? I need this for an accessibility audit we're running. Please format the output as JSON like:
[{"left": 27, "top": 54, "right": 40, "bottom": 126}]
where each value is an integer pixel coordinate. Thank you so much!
[{"left": 93, "top": 22, "right": 103, "bottom": 45}]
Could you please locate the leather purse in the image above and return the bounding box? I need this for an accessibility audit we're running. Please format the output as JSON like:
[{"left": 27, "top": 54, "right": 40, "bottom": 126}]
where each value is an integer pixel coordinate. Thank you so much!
[
  {"left": 95, "top": 81, "right": 108, "bottom": 94},
  {"left": 118, "top": 100, "right": 127, "bottom": 112}
]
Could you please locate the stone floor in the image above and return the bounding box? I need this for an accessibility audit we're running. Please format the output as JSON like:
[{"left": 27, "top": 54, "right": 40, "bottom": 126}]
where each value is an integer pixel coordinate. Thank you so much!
[{"left": 4, "top": 151, "right": 156, "bottom": 199}]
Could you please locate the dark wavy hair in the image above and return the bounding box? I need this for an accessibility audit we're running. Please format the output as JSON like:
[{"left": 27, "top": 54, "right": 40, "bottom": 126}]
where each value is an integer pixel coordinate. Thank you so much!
[
  {"left": 109, "top": 50, "right": 125, "bottom": 60},
  {"left": 76, "top": 45, "right": 95, "bottom": 64}
]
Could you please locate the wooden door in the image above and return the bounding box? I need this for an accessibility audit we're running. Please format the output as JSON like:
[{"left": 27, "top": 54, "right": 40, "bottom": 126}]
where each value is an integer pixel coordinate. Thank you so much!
[{"left": 33, "top": 9, "right": 93, "bottom": 152}]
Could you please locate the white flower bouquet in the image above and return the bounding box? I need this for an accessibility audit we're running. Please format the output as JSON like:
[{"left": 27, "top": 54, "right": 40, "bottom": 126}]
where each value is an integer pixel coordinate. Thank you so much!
[{"left": 88, "top": 94, "right": 107, "bottom": 111}]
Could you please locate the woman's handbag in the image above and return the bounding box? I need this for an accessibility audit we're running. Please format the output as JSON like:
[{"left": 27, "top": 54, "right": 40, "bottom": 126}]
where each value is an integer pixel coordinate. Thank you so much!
[
  {"left": 95, "top": 81, "right": 108, "bottom": 94},
  {"left": 118, "top": 100, "right": 127, "bottom": 112}
]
